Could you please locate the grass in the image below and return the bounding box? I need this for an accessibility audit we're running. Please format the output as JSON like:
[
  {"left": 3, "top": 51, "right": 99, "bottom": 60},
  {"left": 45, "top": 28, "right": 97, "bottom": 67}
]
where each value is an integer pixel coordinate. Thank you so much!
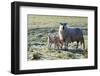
[
  {"left": 32, "top": 52, "right": 41, "bottom": 60},
  {"left": 27, "top": 15, "right": 88, "bottom": 29},
  {"left": 27, "top": 15, "right": 88, "bottom": 60}
]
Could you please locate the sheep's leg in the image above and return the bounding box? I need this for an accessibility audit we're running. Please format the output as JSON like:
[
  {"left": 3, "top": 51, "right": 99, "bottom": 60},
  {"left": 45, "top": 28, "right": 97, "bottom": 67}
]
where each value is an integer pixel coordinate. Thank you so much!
[
  {"left": 66, "top": 42, "right": 68, "bottom": 50},
  {"left": 64, "top": 42, "right": 66, "bottom": 50},
  {"left": 64, "top": 40, "right": 68, "bottom": 49},
  {"left": 76, "top": 41, "right": 79, "bottom": 49},
  {"left": 80, "top": 41, "right": 83, "bottom": 49},
  {"left": 64, "top": 41, "right": 68, "bottom": 50}
]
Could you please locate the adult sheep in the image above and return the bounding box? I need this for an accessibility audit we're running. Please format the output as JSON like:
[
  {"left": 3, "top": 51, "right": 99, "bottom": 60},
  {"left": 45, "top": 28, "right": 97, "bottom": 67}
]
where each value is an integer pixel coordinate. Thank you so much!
[{"left": 58, "top": 23, "right": 85, "bottom": 50}]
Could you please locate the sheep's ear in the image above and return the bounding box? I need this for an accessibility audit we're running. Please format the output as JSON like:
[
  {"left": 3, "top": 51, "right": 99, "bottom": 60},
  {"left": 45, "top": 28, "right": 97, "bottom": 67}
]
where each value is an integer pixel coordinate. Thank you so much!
[
  {"left": 64, "top": 23, "right": 67, "bottom": 25},
  {"left": 60, "top": 23, "right": 63, "bottom": 25}
]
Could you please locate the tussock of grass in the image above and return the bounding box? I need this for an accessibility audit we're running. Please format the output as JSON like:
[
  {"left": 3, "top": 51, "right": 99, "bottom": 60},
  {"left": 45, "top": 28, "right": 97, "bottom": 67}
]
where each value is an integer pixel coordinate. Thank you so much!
[
  {"left": 32, "top": 52, "right": 41, "bottom": 60},
  {"left": 67, "top": 53, "right": 75, "bottom": 59},
  {"left": 83, "top": 49, "right": 88, "bottom": 58}
]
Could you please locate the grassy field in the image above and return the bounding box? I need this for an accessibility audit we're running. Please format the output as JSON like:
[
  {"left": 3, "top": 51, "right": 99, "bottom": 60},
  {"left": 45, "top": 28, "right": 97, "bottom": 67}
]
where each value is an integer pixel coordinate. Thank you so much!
[
  {"left": 28, "top": 15, "right": 88, "bottom": 29},
  {"left": 27, "top": 15, "right": 88, "bottom": 60}
]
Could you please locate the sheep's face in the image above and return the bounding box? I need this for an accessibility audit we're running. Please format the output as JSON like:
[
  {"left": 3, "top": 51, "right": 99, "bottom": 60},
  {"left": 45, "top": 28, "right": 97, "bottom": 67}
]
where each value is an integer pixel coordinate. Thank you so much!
[
  {"left": 59, "top": 23, "right": 67, "bottom": 30},
  {"left": 59, "top": 24, "right": 63, "bottom": 31}
]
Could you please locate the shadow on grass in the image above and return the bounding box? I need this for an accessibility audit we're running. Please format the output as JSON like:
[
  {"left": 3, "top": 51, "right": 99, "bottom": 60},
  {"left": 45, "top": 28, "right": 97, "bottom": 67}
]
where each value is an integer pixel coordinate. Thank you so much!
[{"left": 58, "top": 48, "right": 84, "bottom": 54}]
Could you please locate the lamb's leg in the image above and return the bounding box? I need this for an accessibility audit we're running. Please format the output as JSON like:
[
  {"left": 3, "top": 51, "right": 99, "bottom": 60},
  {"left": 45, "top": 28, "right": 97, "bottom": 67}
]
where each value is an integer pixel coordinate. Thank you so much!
[
  {"left": 48, "top": 42, "right": 52, "bottom": 49},
  {"left": 66, "top": 42, "right": 68, "bottom": 50},
  {"left": 60, "top": 41, "right": 63, "bottom": 49},
  {"left": 57, "top": 44, "right": 59, "bottom": 50},
  {"left": 54, "top": 43, "right": 57, "bottom": 49},
  {"left": 60, "top": 44, "right": 63, "bottom": 49},
  {"left": 48, "top": 44, "right": 50, "bottom": 49},
  {"left": 48, "top": 42, "right": 50, "bottom": 48}
]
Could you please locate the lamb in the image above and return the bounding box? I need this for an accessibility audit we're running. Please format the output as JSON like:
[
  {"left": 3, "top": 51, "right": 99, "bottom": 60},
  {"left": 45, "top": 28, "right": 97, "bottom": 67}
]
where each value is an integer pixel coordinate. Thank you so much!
[{"left": 47, "top": 34, "right": 63, "bottom": 49}]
